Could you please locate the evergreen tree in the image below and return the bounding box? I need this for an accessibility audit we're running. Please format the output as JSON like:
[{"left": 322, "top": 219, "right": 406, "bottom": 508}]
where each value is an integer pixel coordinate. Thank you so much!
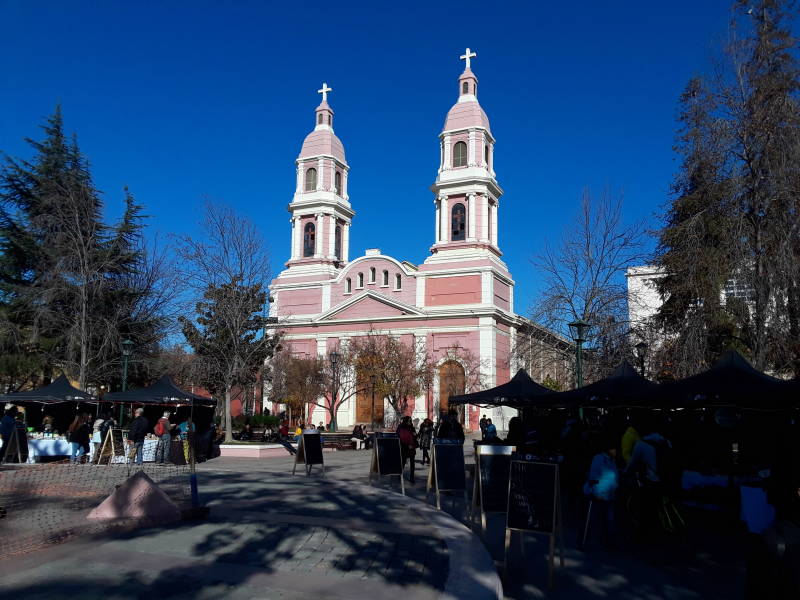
[{"left": 180, "top": 278, "right": 279, "bottom": 442}]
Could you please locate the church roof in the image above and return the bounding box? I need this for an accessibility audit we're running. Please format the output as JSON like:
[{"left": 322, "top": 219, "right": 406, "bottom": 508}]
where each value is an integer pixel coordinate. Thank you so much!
[
  {"left": 443, "top": 100, "right": 491, "bottom": 133},
  {"left": 299, "top": 129, "right": 346, "bottom": 162}
]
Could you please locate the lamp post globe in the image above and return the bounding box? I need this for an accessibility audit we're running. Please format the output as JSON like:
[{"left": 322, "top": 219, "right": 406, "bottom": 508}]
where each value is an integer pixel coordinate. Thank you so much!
[{"left": 567, "top": 318, "right": 590, "bottom": 389}]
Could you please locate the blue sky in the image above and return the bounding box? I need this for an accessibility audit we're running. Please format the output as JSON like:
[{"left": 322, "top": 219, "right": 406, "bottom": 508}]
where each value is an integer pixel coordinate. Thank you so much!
[{"left": 0, "top": 0, "right": 734, "bottom": 314}]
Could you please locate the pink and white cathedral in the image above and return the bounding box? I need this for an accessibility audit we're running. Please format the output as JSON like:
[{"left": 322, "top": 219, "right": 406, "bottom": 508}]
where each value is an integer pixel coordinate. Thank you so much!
[{"left": 267, "top": 51, "right": 567, "bottom": 431}]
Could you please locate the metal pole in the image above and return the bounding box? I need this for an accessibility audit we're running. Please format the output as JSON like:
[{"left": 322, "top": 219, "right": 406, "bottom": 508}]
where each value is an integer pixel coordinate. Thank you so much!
[
  {"left": 119, "top": 352, "right": 129, "bottom": 424},
  {"left": 576, "top": 341, "right": 584, "bottom": 421},
  {"left": 371, "top": 385, "right": 375, "bottom": 432}
]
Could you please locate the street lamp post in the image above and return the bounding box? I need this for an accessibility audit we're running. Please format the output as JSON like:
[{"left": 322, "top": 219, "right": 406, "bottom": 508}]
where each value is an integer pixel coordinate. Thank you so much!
[
  {"left": 369, "top": 374, "right": 377, "bottom": 432},
  {"left": 635, "top": 341, "right": 648, "bottom": 377},
  {"left": 119, "top": 339, "right": 135, "bottom": 424},
  {"left": 329, "top": 351, "right": 340, "bottom": 432},
  {"left": 568, "top": 319, "right": 590, "bottom": 389}
]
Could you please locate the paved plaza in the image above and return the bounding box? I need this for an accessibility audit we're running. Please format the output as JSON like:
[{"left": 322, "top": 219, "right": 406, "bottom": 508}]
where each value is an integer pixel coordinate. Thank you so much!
[{"left": 0, "top": 445, "right": 746, "bottom": 599}]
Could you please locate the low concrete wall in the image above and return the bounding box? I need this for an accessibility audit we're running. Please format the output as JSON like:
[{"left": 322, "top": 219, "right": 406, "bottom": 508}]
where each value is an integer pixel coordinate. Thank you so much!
[{"left": 218, "top": 444, "right": 289, "bottom": 459}]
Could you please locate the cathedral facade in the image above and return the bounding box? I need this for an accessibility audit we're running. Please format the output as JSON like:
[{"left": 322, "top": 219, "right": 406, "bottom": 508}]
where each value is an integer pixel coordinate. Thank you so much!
[{"left": 268, "top": 51, "right": 552, "bottom": 431}]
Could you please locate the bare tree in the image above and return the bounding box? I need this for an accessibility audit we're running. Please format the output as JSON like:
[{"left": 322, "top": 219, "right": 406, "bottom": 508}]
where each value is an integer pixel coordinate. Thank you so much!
[
  {"left": 350, "top": 329, "right": 434, "bottom": 424},
  {"left": 531, "top": 189, "right": 648, "bottom": 383},
  {"left": 176, "top": 202, "right": 278, "bottom": 442}
]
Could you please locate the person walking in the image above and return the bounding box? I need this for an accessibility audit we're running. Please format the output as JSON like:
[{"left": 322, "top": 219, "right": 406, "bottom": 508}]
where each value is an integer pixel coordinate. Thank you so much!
[
  {"left": 397, "top": 416, "right": 418, "bottom": 484},
  {"left": 68, "top": 413, "right": 90, "bottom": 464},
  {"left": 418, "top": 418, "right": 433, "bottom": 465},
  {"left": 127, "top": 408, "right": 149, "bottom": 465},
  {"left": 154, "top": 411, "right": 174, "bottom": 464}
]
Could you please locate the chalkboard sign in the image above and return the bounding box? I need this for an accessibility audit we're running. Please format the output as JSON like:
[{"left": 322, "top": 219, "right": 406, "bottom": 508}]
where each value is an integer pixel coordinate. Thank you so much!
[
  {"left": 292, "top": 433, "right": 325, "bottom": 476},
  {"left": 95, "top": 428, "right": 125, "bottom": 464},
  {"left": 375, "top": 437, "right": 402, "bottom": 475},
  {"left": 433, "top": 443, "right": 466, "bottom": 491},
  {"left": 111, "top": 428, "right": 125, "bottom": 456},
  {"left": 303, "top": 433, "right": 324, "bottom": 465},
  {"left": 506, "top": 460, "right": 558, "bottom": 534},
  {"left": 476, "top": 445, "right": 514, "bottom": 513},
  {"left": 2, "top": 424, "right": 28, "bottom": 463}
]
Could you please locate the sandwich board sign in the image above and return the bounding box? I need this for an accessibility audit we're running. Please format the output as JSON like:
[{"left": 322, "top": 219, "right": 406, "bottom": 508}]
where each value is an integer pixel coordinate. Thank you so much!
[
  {"left": 471, "top": 443, "right": 514, "bottom": 535},
  {"left": 368, "top": 435, "right": 404, "bottom": 495},
  {"left": 426, "top": 439, "right": 466, "bottom": 509},
  {"left": 94, "top": 428, "right": 125, "bottom": 465},
  {"left": 292, "top": 433, "right": 325, "bottom": 477},
  {"left": 504, "top": 458, "right": 564, "bottom": 589}
]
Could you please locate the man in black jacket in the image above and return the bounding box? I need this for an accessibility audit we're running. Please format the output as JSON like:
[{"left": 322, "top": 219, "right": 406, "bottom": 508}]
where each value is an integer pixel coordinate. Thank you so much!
[{"left": 127, "top": 408, "right": 149, "bottom": 465}]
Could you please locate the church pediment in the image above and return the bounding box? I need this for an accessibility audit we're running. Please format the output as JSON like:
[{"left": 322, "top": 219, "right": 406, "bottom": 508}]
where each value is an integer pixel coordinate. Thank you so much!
[{"left": 317, "top": 291, "right": 424, "bottom": 322}]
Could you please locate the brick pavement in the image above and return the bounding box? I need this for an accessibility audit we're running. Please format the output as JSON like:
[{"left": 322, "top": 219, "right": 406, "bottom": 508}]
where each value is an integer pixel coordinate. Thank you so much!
[{"left": 0, "top": 444, "right": 747, "bottom": 599}]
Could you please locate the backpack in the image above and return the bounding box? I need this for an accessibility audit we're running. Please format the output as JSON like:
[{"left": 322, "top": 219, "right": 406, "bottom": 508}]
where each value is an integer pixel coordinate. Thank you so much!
[{"left": 155, "top": 419, "right": 166, "bottom": 436}]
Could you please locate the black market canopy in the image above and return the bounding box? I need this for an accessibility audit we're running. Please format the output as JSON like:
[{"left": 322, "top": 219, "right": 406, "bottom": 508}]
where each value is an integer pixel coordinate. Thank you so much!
[
  {"left": 448, "top": 369, "right": 554, "bottom": 408},
  {"left": 103, "top": 375, "right": 215, "bottom": 407},
  {"left": 535, "top": 360, "right": 660, "bottom": 409},
  {"left": 655, "top": 350, "right": 798, "bottom": 409},
  {"left": 0, "top": 374, "right": 96, "bottom": 405}
]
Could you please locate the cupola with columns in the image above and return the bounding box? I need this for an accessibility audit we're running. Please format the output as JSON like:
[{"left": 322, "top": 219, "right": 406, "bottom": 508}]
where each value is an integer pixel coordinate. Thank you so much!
[
  {"left": 285, "top": 83, "right": 354, "bottom": 275},
  {"left": 429, "top": 48, "right": 503, "bottom": 259}
]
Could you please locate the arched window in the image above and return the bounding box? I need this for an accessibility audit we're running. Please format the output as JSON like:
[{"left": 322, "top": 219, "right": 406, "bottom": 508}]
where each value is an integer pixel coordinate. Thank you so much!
[
  {"left": 451, "top": 203, "right": 466, "bottom": 241},
  {"left": 345, "top": 277, "right": 352, "bottom": 294},
  {"left": 357, "top": 272, "right": 364, "bottom": 288},
  {"left": 395, "top": 274, "right": 402, "bottom": 290},
  {"left": 335, "top": 225, "right": 342, "bottom": 260},
  {"left": 462, "top": 81, "right": 469, "bottom": 94},
  {"left": 304, "top": 168, "right": 317, "bottom": 191},
  {"left": 335, "top": 171, "right": 342, "bottom": 195},
  {"left": 327, "top": 114, "right": 332, "bottom": 125},
  {"left": 369, "top": 267, "right": 376, "bottom": 283},
  {"left": 303, "top": 222, "right": 315, "bottom": 257},
  {"left": 318, "top": 113, "right": 323, "bottom": 124},
  {"left": 382, "top": 270, "right": 389, "bottom": 286},
  {"left": 484, "top": 144, "right": 489, "bottom": 166},
  {"left": 453, "top": 141, "right": 467, "bottom": 167}
]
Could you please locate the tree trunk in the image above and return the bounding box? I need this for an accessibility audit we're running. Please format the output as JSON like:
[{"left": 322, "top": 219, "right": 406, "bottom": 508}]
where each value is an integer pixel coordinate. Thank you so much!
[{"left": 224, "top": 387, "right": 233, "bottom": 443}]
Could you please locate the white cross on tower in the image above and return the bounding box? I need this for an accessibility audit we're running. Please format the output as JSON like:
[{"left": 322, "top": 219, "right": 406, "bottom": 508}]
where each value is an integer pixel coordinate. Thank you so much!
[
  {"left": 317, "top": 82, "right": 332, "bottom": 103},
  {"left": 460, "top": 47, "right": 476, "bottom": 69}
]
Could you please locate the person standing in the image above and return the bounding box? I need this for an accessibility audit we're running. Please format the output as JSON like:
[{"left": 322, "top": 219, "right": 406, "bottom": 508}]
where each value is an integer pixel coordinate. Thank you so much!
[
  {"left": 435, "top": 409, "right": 465, "bottom": 442},
  {"left": 418, "top": 418, "right": 433, "bottom": 465},
  {"left": 397, "top": 416, "right": 418, "bottom": 484},
  {"left": 127, "top": 408, "right": 149, "bottom": 465},
  {"left": 178, "top": 416, "right": 195, "bottom": 463},
  {"left": 154, "top": 411, "right": 174, "bottom": 464},
  {"left": 68, "top": 413, "right": 90, "bottom": 464},
  {"left": 581, "top": 438, "right": 619, "bottom": 548},
  {"left": 479, "top": 414, "right": 488, "bottom": 440},
  {"left": 484, "top": 418, "right": 498, "bottom": 441}
]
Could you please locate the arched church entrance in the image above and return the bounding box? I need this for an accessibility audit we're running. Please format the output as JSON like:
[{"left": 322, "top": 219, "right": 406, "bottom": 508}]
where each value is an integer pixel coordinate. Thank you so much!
[
  {"left": 355, "top": 364, "right": 384, "bottom": 428},
  {"left": 438, "top": 360, "right": 466, "bottom": 424}
]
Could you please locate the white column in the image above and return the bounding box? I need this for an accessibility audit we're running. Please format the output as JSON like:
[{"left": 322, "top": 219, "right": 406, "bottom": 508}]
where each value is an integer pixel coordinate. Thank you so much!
[
  {"left": 343, "top": 223, "right": 350, "bottom": 262},
  {"left": 434, "top": 198, "right": 441, "bottom": 244},
  {"left": 296, "top": 164, "right": 303, "bottom": 194},
  {"left": 328, "top": 215, "right": 336, "bottom": 258},
  {"left": 491, "top": 202, "right": 498, "bottom": 246},
  {"left": 467, "top": 193, "right": 476, "bottom": 240},
  {"left": 317, "top": 158, "right": 324, "bottom": 191},
  {"left": 468, "top": 130, "right": 476, "bottom": 166},
  {"left": 489, "top": 143, "right": 494, "bottom": 176},
  {"left": 438, "top": 140, "right": 444, "bottom": 173},
  {"left": 343, "top": 168, "right": 349, "bottom": 200},
  {"left": 443, "top": 135, "right": 452, "bottom": 169},
  {"left": 416, "top": 275, "right": 426, "bottom": 307},
  {"left": 290, "top": 217, "right": 298, "bottom": 259},
  {"left": 440, "top": 196, "right": 449, "bottom": 243},
  {"left": 295, "top": 217, "right": 304, "bottom": 258},
  {"left": 481, "top": 196, "right": 489, "bottom": 242},
  {"left": 315, "top": 213, "right": 323, "bottom": 257}
]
